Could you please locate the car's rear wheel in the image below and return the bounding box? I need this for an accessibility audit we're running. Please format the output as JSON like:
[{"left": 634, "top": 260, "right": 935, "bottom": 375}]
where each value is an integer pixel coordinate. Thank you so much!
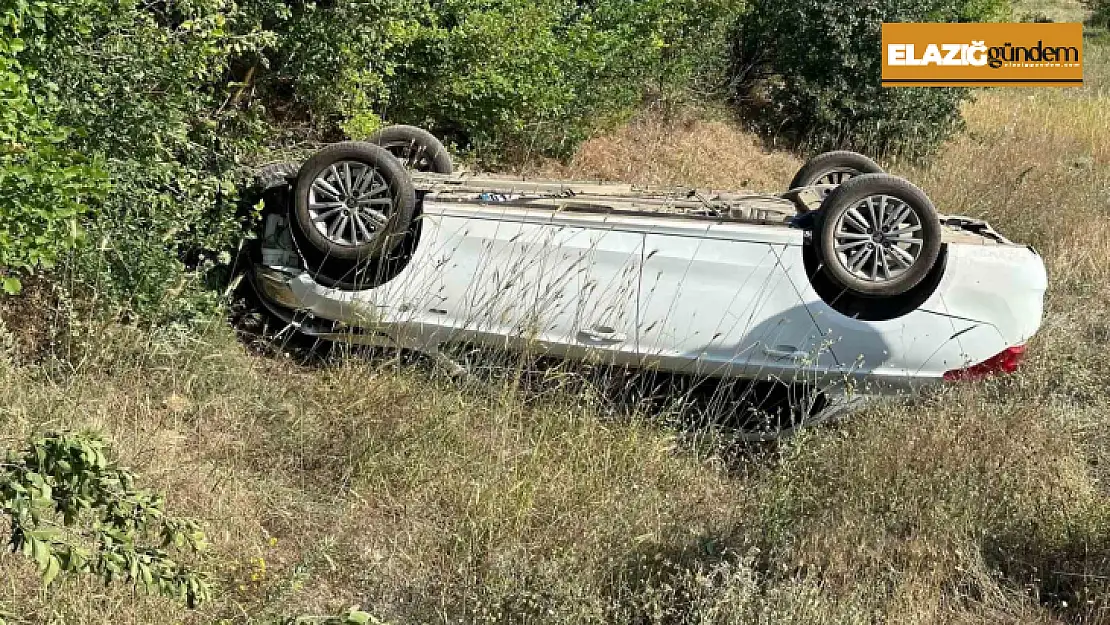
[
  {"left": 790, "top": 151, "right": 884, "bottom": 189},
  {"left": 367, "top": 124, "right": 454, "bottom": 174},
  {"left": 292, "top": 142, "right": 417, "bottom": 261},
  {"left": 815, "top": 174, "right": 942, "bottom": 297}
]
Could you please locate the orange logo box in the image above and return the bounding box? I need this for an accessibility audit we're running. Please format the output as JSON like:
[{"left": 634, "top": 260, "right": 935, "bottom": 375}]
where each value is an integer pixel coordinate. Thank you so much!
[{"left": 882, "top": 22, "right": 1084, "bottom": 87}]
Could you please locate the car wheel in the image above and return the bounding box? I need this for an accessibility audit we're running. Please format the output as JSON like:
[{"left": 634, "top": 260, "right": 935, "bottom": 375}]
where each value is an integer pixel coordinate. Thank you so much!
[
  {"left": 254, "top": 161, "right": 300, "bottom": 192},
  {"left": 367, "top": 124, "right": 454, "bottom": 174},
  {"left": 815, "top": 174, "right": 942, "bottom": 297},
  {"left": 790, "top": 151, "right": 884, "bottom": 189},
  {"left": 292, "top": 141, "right": 417, "bottom": 261}
]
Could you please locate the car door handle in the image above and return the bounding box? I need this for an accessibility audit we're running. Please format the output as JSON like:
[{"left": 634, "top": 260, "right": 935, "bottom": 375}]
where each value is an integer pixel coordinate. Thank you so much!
[
  {"left": 762, "top": 345, "right": 809, "bottom": 359},
  {"left": 578, "top": 327, "right": 628, "bottom": 344}
]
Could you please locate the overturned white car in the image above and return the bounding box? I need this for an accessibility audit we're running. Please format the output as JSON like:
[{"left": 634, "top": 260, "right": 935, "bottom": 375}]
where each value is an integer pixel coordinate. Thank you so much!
[{"left": 242, "top": 126, "right": 1047, "bottom": 438}]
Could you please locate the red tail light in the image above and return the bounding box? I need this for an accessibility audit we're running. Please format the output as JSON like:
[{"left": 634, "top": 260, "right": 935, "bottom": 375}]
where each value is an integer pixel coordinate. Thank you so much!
[{"left": 944, "top": 345, "right": 1027, "bottom": 382}]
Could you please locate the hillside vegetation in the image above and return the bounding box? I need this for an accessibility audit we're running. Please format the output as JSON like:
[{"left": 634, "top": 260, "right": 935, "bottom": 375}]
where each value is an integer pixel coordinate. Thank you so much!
[
  {"left": 2, "top": 0, "right": 1110, "bottom": 623},
  {"left": 0, "top": 0, "right": 1013, "bottom": 318}
]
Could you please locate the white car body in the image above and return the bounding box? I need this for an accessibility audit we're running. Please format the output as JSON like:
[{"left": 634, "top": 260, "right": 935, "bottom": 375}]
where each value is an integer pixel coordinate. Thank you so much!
[{"left": 252, "top": 174, "right": 1047, "bottom": 402}]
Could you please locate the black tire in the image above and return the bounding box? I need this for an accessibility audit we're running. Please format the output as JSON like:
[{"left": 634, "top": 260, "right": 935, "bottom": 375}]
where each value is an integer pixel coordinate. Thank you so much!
[
  {"left": 292, "top": 142, "right": 417, "bottom": 261},
  {"left": 790, "top": 151, "right": 884, "bottom": 189},
  {"left": 367, "top": 125, "right": 454, "bottom": 174},
  {"left": 255, "top": 161, "right": 300, "bottom": 192},
  {"left": 815, "top": 174, "right": 942, "bottom": 297}
]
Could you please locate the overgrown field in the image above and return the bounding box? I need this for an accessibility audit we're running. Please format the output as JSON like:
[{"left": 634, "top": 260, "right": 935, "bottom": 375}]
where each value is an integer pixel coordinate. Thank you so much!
[
  {"left": 2, "top": 23, "right": 1110, "bottom": 625},
  {"left": 0, "top": 21, "right": 1107, "bottom": 625}
]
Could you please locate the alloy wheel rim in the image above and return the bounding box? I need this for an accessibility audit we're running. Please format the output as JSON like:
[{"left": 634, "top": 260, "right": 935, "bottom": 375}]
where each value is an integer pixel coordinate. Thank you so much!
[
  {"left": 382, "top": 141, "right": 433, "bottom": 171},
  {"left": 308, "top": 160, "right": 394, "bottom": 246},
  {"left": 815, "top": 168, "right": 860, "bottom": 186},
  {"left": 833, "top": 194, "right": 924, "bottom": 283}
]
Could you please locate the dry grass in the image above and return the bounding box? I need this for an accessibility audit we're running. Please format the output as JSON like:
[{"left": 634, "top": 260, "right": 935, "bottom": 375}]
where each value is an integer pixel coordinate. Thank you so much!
[
  {"left": 2, "top": 31, "right": 1110, "bottom": 625},
  {"left": 7, "top": 323, "right": 1107, "bottom": 624},
  {"left": 1013, "top": 0, "right": 1089, "bottom": 22},
  {"left": 529, "top": 106, "right": 801, "bottom": 192}
]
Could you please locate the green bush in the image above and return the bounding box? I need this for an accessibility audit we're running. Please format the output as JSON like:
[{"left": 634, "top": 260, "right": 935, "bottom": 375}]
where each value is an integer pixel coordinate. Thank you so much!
[
  {"left": 1091, "top": 0, "right": 1110, "bottom": 28},
  {"left": 7, "top": 0, "right": 270, "bottom": 321},
  {"left": 364, "top": 0, "right": 742, "bottom": 159},
  {"left": 236, "top": 0, "right": 419, "bottom": 133},
  {"left": 0, "top": 4, "right": 109, "bottom": 296},
  {"left": 239, "top": 0, "right": 740, "bottom": 157},
  {"left": 728, "top": 0, "right": 1011, "bottom": 158},
  {"left": 0, "top": 431, "right": 209, "bottom": 606}
]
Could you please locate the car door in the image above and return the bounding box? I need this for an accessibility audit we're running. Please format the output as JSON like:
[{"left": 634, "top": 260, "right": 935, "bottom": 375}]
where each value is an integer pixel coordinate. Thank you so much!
[
  {"left": 537, "top": 221, "right": 643, "bottom": 366},
  {"left": 636, "top": 227, "right": 837, "bottom": 380},
  {"left": 413, "top": 202, "right": 643, "bottom": 361}
]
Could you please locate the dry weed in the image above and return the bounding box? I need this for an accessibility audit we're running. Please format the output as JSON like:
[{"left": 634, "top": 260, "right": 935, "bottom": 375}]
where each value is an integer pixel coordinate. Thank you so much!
[{"left": 530, "top": 107, "right": 800, "bottom": 192}]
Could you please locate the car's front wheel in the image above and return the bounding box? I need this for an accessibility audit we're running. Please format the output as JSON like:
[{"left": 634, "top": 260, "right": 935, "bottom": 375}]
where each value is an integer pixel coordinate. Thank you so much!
[
  {"left": 292, "top": 142, "right": 418, "bottom": 262},
  {"left": 814, "top": 174, "right": 942, "bottom": 298}
]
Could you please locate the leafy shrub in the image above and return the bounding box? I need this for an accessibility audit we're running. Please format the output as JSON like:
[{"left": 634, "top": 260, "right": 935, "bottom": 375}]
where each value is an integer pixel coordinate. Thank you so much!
[
  {"left": 233, "top": 0, "right": 741, "bottom": 158},
  {"left": 0, "top": 5, "right": 109, "bottom": 296},
  {"left": 1091, "top": 0, "right": 1110, "bottom": 28},
  {"left": 6, "top": 0, "right": 272, "bottom": 321},
  {"left": 0, "top": 431, "right": 209, "bottom": 606},
  {"left": 236, "top": 0, "right": 419, "bottom": 133},
  {"left": 728, "top": 0, "right": 1011, "bottom": 158},
  {"left": 383, "top": 0, "right": 743, "bottom": 158}
]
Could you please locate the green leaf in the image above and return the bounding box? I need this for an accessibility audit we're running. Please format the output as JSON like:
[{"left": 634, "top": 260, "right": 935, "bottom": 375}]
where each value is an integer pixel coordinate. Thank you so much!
[
  {"left": 31, "top": 537, "right": 50, "bottom": 571},
  {"left": 42, "top": 555, "right": 61, "bottom": 586},
  {"left": 2, "top": 277, "right": 21, "bottom": 295},
  {"left": 29, "top": 528, "right": 61, "bottom": 541},
  {"left": 141, "top": 563, "right": 153, "bottom": 587}
]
